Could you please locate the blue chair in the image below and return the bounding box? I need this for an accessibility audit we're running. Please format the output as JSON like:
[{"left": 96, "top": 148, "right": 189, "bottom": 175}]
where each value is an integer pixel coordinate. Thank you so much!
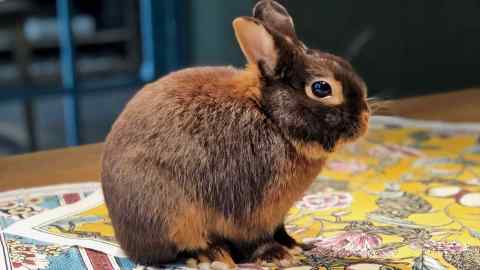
[{"left": 0, "top": 0, "right": 187, "bottom": 150}]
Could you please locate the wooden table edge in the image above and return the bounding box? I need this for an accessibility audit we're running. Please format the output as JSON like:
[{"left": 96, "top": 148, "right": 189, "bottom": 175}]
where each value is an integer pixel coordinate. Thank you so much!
[{"left": 0, "top": 89, "right": 479, "bottom": 192}]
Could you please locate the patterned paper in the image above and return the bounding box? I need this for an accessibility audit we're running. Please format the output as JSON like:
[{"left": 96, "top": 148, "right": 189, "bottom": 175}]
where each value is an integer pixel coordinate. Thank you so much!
[
  {"left": 4, "top": 190, "right": 123, "bottom": 258},
  {"left": 2, "top": 116, "right": 480, "bottom": 270}
]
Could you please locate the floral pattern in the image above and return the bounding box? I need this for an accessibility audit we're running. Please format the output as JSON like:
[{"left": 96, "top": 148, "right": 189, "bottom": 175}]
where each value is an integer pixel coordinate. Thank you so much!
[
  {"left": 0, "top": 184, "right": 103, "bottom": 270},
  {"left": 6, "top": 239, "right": 65, "bottom": 270},
  {"left": 309, "top": 231, "right": 386, "bottom": 258},
  {"left": 443, "top": 246, "right": 480, "bottom": 270},
  {"left": 285, "top": 118, "right": 480, "bottom": 270},
  {"left": 0, "top": 198, "right": 43, "bottom": 220},
  {"left": 326, "top": 160, "right": 368, "bottom": 174},
  {"left": 296, "top": 191, "right": 352, "bottom": 211},
  {"left": 1, "top": 117, "right": 480, "bottom": 270}
]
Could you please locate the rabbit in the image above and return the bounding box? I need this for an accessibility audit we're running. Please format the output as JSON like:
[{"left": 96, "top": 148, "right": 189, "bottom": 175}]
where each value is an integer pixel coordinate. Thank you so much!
[{"left": 101, "top": 0, "right": 370, "bottom": 268}]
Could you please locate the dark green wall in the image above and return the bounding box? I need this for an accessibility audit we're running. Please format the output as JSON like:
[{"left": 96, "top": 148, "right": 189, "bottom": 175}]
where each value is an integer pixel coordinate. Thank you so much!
[
  {"left": 188, "top": 0, "right": 253, "bottom": 66},
  {"left": 186, "top": 0, "right": 480, "bottom": 98}
]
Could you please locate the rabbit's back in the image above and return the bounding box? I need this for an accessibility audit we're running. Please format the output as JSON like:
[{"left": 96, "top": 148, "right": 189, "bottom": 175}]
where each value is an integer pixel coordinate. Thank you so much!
[{"left": 102, "top": 66, "right": 293, "bottom": 221}]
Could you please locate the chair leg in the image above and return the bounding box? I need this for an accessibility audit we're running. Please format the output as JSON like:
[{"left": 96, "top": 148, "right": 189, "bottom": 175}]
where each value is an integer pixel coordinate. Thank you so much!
[
  {"left": 23, "top": 99, "right": 37, "bottom": 151},
  {"left": 57, "top": 0, "right": 81, "bottom": 146},
  {"left": 63, "top": 93, "right": 81, "bottom": 146}
]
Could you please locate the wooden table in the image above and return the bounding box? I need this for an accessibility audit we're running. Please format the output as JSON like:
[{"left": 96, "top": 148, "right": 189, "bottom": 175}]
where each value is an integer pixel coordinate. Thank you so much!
[
  {"left": 0, "top": 89, "right": 479, "bottom": 192},
  {"left": 0, "top": 144, "right": 103, "bottom": 192}
]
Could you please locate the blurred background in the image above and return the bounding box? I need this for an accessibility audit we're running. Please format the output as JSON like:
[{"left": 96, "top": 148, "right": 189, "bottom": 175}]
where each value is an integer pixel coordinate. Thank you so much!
[{"left": 0, "top": 0, "right": 479, "bottom": 155}]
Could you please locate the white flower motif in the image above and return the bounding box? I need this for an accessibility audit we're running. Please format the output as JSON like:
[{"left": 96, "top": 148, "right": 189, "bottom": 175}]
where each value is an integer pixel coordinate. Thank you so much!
[
  {"left": 326, "top": 160, "right": 368, "bottom": 174},
  {"left": 0, "top": 201, "right": 19, "bottom": 210},
  {"left": 297, "top": 192, "right": 352, "bottom": 211},
  {"left": 467, "top": 178, "right": 480, "bottom": 186},
  {"left": 369, "top": 144, "right": 424, "bottom": 159},
  {"left": 7, "top": 240, "right": 49, "bottom": 270}
]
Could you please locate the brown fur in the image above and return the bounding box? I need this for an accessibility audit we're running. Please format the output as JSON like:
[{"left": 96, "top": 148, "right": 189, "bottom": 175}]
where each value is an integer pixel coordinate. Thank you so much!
[
  {"left": 101, "top": 0, "right": 369, "bottom": 267},
  {"left": 168, "top": 204, "right": 208, "bottom": 251},
  {"left": 209, "top": 249, "right": 236, "bottom": 267},
  {"left": 291, "top": 141, "right": 329, "bottom": 160},
  {"left": 251, "top": 157, "right": 326, "bottom": 232},
  {"left": 231, "top": 64, "right": 262, "bottom": 101}
]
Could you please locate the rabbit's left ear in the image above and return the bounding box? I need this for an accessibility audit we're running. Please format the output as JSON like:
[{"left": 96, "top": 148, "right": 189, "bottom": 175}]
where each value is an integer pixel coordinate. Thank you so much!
[
  {"left": 233, "top": 17, "right": 278, "bottom": 73},
  {"left": 253, "top": 0, "right": 297, "bottom": 40}
]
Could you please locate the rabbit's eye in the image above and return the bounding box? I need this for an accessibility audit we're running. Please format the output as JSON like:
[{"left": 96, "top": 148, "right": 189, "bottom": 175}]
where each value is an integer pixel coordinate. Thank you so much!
[
  {"left": 311, "top": 81, "right": 332, "bottom": 98},
  {"left": 306, "top": 77, "right": 343, "bottom": 105}
]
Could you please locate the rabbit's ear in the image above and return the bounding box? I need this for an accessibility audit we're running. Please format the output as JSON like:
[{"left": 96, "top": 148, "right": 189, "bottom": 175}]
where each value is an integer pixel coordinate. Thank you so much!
[
  {"left": 233, "top": 17, "right": 278, "bottom": 72},
  {"left": 253, "top": 0, "right": 297, "bottom": 40}
]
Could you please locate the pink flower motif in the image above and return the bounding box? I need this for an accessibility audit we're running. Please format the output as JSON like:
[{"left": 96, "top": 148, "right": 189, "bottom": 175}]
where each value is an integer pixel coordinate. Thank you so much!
[
  {"left": 369, "top": 144, "right": 424, "bottom": 159},
  {"left": 297, "top": 192, "right": 352, "bottom": 211},
  {"left": 414, "top": 240, "right": 465, "bottom": 253},
  {"left": 327, "top": 160, "right": 368, "bottom": 174},
  {"left": 308, "top": 231, "right": 389, "bottom": 258},
  {"left": 285, "top": 224, "right": 307, "bottom": 235}
]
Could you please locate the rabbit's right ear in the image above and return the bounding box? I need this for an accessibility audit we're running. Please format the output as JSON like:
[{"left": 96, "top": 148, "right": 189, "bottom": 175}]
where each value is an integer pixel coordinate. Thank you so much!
[{"left": 233, "top": 17, "right": 278, "bottom": 74}]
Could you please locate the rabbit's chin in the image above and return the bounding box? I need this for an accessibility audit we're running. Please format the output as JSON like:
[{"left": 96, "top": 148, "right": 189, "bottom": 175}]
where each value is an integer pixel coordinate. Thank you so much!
[{"left": 339, "top": 111, "right": 370, "bottom": 145}]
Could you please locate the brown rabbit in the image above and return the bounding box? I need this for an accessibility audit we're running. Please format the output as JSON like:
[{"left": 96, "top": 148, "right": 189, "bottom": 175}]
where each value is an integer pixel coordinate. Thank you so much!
[{"left": 102, "top": 0, "right": 369, "bottom": 268}]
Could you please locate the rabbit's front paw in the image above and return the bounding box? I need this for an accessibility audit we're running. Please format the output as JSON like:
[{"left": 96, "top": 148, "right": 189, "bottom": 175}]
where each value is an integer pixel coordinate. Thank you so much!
[
  {"left": 186, "top": 246, "right": 236, "bottom": 270},
  {"left": 251, "top": 242, "right": 299, "bottom": 267}
]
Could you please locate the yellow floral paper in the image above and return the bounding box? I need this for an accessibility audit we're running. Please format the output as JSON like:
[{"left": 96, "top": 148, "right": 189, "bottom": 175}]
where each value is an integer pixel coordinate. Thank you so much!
[
  {"left": 288, "top": 117, "right": 480, "bottom": 270},
  {"left": 4, "top": 117, "right": 480, "bottom": 270}
]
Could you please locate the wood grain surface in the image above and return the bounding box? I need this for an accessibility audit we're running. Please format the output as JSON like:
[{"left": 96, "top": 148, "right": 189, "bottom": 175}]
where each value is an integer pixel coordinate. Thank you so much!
[
  {"left": 382, "top": 88, "right": 480, "bottom": 122},
  {"left": 0, "top": 144, "right": 103, "bottom": 192}
]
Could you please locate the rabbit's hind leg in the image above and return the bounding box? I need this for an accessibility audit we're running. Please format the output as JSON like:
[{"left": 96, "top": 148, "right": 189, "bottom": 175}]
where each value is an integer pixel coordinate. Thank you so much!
[
  {"left": 273, "top": 224, "right": 313, "bottom": 254},
  {"left": 124, "top": 239, "right": 179, "bottom": 267},
  {"left": 168, "top": 207, "right": 236, "bottom": 269},
  {"left": 250, "top": 241, "right": 299, "bottom": 267}
]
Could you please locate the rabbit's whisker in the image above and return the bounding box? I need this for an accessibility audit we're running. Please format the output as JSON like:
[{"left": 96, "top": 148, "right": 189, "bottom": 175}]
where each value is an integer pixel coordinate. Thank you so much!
[{"left": 367, "top": 97, "right": 393, "bottom": 115}]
